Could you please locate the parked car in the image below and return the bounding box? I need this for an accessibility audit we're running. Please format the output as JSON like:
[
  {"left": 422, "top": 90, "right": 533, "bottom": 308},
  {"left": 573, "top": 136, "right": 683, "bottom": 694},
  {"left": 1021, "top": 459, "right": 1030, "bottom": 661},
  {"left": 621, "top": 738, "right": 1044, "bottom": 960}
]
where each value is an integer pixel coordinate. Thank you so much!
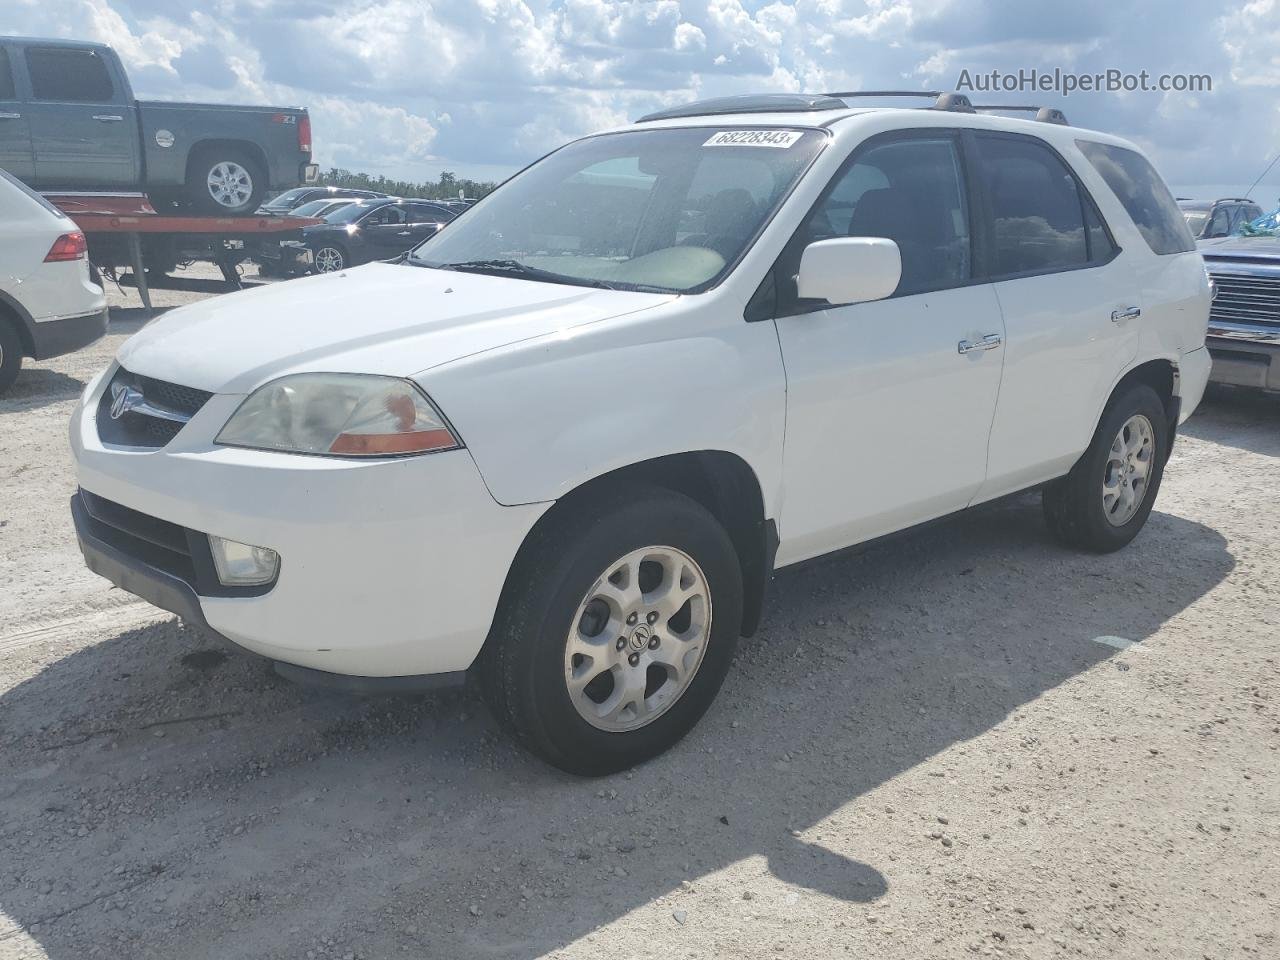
[
  {"left": 256, "top": 186, "right": 386, "bottom": 216},
  {"left": 0, "top": 168, "right": 107, "bottom": 394},
  {"left": 0, "top": 36, "right": 316, "bottom": 215},
  {"left": 301, "top": 198, "right": 457, "bottom": 272},
  {"left": 69, "top": 92, "right": 1210, "bottom": 774},
  {"left": 1199, "top": 234, "right": 1280, "bottom": 392},
  {"left": 1178, "top": 197, "right": 1263, "bottom": 239}
]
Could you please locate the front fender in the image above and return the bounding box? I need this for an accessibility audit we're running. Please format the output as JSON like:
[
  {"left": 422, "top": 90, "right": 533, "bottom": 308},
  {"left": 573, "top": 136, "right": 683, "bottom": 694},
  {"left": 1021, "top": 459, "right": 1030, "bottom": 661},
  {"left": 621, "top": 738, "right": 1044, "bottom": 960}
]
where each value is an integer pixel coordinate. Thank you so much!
[{"left": 418, "top": 300, "right": 787, "bottom": 514}]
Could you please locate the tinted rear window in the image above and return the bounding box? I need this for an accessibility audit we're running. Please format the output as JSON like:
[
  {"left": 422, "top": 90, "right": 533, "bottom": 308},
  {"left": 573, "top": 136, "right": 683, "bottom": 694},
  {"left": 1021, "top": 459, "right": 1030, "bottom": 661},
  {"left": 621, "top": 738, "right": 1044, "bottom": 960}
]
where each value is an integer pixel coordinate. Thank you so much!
[
  {"left": 0, "top": 49, "right": 15, "bottom": 100},
  {"left": 1076, "top": 140, "right": 1194, "bottom": 255},
  {"left": 27, "top": 47, "right": 115, "bottom": 102}
]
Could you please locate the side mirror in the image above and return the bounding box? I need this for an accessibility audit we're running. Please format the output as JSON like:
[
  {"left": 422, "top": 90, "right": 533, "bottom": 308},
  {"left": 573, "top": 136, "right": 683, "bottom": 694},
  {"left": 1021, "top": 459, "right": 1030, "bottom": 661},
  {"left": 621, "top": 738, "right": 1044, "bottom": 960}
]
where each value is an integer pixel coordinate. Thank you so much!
[{"left": 797, "top": 237, "right": 901, "bottom": 306}]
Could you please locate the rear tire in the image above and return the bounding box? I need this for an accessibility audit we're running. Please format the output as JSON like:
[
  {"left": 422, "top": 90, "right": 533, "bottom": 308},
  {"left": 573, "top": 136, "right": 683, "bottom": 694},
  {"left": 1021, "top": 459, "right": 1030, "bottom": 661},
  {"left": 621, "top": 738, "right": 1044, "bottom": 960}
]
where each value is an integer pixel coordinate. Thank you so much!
[
  {"left": 1043, "top": 383, "right": 1169, "bottom": 553},
  {"left": 187, "top": 147, "right": 265, "bottom": 215},
  {"left": 0, "top": 318, "right": 22, "bottom": 395},
  {"left": 481, "top": 487, "right": 743, "bottom": 776}
]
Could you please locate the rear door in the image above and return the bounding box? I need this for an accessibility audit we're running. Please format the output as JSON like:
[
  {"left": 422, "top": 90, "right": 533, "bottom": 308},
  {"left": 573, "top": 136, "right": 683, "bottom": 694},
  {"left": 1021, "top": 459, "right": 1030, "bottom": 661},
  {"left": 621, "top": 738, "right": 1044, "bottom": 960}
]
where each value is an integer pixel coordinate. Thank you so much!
[
  {"left": 0, "top": 45, "right": 34, "bottom": 179},
  {"left": 773, "top": 132, "right": 1006, "bottom": 564},
  {"left": 971, "top": 132, "right": 1137, "bottom": 502},
  {"left": 23, "top": 45, "right": 140, "bottom": 187}
]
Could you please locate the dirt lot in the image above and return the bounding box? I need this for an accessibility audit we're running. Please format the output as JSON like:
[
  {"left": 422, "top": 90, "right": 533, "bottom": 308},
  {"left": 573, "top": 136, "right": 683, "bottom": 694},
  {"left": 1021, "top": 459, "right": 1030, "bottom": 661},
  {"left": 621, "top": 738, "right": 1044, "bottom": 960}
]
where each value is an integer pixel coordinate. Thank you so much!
[{"left": 1, "top": 265, "right": 1278, "bottom": 960}]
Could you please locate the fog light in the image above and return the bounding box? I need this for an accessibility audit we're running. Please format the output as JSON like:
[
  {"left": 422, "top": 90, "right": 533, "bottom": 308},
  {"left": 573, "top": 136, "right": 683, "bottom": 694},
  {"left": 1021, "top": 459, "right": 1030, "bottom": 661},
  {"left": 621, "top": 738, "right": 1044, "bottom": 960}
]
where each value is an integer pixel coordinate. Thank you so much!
[{"left": 209, "top": 536, "right": 279, "bottom": 586}]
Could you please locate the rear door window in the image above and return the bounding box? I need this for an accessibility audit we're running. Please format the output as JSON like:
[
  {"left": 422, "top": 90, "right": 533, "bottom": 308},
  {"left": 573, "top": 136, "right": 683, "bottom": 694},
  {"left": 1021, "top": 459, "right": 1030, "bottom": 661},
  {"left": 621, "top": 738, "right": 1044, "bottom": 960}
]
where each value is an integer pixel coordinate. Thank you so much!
[
  {"left": 976, "top": 135, "right": 1098, "bottom": 276},
  {"left": 26, "top": 47, "right": 116, "bottom": 102},
  {"left": 1076, "top": 140, "right": 1194, "bottom": 255}
]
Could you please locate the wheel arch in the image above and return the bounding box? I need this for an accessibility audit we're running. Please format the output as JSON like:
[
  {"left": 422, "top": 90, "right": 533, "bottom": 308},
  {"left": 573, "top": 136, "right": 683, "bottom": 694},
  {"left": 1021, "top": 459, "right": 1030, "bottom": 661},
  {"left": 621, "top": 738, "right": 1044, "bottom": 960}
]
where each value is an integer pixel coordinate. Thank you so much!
[
  {"left": 1107, "top": 357, "right": 1180, "bottom": 453},
  {"left": 0, "top": 292, "right": 36, "bottom": 359},
  {"left": 185, "top": 138, "right": 269, "bottom": 185},
  {"left": 497, "top": 450, "right": 775, "bottom": 640}
]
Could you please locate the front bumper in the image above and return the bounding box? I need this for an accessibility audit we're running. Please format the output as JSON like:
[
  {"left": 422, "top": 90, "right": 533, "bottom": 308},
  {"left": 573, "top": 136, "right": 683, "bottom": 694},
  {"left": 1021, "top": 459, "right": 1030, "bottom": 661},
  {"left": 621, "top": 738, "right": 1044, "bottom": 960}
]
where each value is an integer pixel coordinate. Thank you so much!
[
  {"left": 69, "top": 367, "right": 549, "bottom": 677},
  {"left": 1206, "top": 324, "right": 1280, "bottom": 392},
  {"left": 28, "top": 307, "right": 110, "bottom": 361}
]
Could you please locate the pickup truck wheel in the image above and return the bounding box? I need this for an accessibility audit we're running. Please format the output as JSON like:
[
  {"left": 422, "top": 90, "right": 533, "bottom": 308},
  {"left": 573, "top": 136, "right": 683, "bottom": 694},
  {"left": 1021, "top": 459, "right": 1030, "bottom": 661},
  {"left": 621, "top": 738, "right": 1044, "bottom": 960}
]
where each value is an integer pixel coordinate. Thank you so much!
[
  {"left": 0, "top": 318, "right": 23, "bottom": 395},
  {"left": 1042, "top": 383, "right": 1168, "bottom": 553},
  {"left": 481, "top": 487, "right": 743, "bottom": 776},
  {"left": 188, "top": 148, "right": 265, "bottom": 215},
  {"left": 312, "top": 245, "right": 347, "bottom": 273}
]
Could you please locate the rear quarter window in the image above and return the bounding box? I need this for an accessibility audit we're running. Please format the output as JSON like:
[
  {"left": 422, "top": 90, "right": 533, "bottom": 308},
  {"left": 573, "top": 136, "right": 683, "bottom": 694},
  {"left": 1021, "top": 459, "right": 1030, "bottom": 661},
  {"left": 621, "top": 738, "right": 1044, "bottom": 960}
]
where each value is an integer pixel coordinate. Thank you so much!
[{"left": 1076, "top": 140, "right": 1194, "bottom": 256}]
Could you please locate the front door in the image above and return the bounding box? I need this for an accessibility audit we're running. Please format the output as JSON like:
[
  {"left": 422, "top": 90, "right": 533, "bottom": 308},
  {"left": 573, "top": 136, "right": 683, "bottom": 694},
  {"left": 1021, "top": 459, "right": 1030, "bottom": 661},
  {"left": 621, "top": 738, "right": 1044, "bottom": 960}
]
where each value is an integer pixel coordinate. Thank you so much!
[
  {"left": 773, "top": 133, "right": 1005, "bottom": 565},
  {"left": 24, "top": 45, "right": 139, "bottom": 187},
  {"left": 0, "top": 46, "right": 34, "bottom": 180}
]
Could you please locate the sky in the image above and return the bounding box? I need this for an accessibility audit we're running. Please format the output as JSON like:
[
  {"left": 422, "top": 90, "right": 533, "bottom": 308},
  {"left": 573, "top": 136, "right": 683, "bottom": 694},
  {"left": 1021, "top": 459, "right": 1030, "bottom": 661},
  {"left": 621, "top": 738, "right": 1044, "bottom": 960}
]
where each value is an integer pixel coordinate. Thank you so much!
[{"left": 3, "top": 0, "right": 1279, "bottom": 201}]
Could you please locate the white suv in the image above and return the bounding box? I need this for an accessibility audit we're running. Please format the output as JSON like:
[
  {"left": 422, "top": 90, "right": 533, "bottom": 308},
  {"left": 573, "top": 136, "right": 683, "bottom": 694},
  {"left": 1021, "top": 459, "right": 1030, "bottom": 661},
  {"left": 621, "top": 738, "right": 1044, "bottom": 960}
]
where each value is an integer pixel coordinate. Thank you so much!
[
  {"left": 0, "top": 169, "right": 108, "bottom": 394},
  {"left": 69, "top": 93, "right": 1211, "bottom": 774}
]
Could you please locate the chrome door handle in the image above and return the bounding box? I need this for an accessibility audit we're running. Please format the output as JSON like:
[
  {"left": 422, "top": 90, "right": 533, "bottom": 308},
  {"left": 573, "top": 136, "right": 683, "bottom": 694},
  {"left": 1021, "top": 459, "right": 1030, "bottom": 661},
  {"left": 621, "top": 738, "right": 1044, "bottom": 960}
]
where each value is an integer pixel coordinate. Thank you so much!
[
  {"left": 0, "top": 112, "right": 20, "bottom": 120},
  {"left": 397, "top": 230, "right": 412, "bottom": 236},
  {"left": 958, "top": 333, "right": 1003, "bottom": 355},
  {"left": 1111, "top": 306, "right": 1141, "bottom": 322},
  {"left": 92, "top": 114, "right": 124, "bottom": 122}
]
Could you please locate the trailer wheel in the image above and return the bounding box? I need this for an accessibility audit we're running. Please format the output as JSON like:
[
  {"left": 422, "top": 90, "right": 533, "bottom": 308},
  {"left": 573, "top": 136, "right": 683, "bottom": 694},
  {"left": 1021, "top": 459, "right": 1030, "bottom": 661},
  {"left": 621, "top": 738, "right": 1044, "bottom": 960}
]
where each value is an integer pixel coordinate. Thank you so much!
[{"left": 188, "top": 146, "right": 265, "bottom": 215}]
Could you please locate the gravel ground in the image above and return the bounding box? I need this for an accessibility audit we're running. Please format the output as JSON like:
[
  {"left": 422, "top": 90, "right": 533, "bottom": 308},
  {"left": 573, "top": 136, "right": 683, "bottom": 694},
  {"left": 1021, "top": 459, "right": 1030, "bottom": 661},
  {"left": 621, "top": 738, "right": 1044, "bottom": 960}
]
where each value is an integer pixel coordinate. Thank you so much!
[{"left": 1, "top": 264, "right": 1278, "bottom": 960}]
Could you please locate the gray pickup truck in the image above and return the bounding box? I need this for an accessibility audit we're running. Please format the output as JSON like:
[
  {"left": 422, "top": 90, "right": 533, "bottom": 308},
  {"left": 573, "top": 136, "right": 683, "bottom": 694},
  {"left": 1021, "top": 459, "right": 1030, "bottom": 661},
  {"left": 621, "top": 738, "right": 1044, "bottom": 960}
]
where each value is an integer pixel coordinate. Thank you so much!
[
  {"left": 1199, "top": 234, "right": 1280, "bottom": 393},
  {"left": 0, "top": 37, "right": 317, "bottom": 215}
]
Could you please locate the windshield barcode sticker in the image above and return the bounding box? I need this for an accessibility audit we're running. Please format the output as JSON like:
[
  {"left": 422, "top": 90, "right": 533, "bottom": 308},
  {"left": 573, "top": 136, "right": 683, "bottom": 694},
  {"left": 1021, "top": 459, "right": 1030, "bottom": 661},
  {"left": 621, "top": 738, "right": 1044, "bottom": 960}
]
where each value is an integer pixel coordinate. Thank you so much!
[{"left": 703, "top": 130, "right": 803, "bottom": 148}]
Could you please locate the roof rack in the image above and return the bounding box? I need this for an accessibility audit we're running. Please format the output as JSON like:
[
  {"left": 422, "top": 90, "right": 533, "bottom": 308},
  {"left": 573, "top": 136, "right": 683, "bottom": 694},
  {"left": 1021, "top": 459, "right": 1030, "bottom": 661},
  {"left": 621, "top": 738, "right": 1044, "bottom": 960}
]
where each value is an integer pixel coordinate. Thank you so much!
[
  {"left": 972, "top": 104, "right": 1069, "bottom": 126},
  {"left": 635, "top": 90, "right": 978, "bottom": 123},
  {"left": 824, "top": 91, "right": 976, "bottom": 113}
]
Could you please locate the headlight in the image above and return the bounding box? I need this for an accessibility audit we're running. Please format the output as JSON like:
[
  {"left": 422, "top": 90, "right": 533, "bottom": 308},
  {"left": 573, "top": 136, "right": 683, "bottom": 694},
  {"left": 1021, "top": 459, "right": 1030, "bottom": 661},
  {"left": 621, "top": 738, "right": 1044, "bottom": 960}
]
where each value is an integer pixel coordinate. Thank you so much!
[{"left": 216, "top": 373, "right": 461, "bottom": 457}]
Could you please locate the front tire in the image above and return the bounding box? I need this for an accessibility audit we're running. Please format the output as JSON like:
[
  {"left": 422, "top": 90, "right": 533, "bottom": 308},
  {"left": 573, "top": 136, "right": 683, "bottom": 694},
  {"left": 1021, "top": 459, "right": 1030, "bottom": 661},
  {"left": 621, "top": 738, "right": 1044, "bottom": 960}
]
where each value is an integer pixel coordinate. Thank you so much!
[
  {"left": 188, "top": 147, "right": 265, "bottom": 215},
  {"left": 1043, "top": 383, "right": 1169, "bottom": 553},
  {"left": 311, "top": 244, "right": 347, "bottom": 273},
  {"left": 481, "top": 487, "right": 743, "bottom": 776}
]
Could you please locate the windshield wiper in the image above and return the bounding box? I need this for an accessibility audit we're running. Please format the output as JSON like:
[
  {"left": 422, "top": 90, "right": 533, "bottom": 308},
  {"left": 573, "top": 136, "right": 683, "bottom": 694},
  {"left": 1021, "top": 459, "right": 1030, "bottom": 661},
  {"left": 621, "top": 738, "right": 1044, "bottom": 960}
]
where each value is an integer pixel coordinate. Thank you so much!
[{"left": 437, "top": 258, "right": 618, "bottom": 290}]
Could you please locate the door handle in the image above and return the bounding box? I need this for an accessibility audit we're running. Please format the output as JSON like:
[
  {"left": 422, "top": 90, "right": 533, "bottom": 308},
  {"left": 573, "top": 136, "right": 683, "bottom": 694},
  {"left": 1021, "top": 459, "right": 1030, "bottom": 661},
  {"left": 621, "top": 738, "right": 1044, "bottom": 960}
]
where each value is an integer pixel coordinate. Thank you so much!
[
  {"left": 0, "top": 112, "right": 20, "bottom": 120},
  {"left": 1111, "top": 306, "right": 1141, "bottom": 323},
  {"left": 957, "top": 333, "right": 1003, "bottom": 355},
  {"left": 397, "top": 230, "right": 412, "bottom": 236},
  {"left": 92, "top": 114, "right": 124, "bottom": 122}
]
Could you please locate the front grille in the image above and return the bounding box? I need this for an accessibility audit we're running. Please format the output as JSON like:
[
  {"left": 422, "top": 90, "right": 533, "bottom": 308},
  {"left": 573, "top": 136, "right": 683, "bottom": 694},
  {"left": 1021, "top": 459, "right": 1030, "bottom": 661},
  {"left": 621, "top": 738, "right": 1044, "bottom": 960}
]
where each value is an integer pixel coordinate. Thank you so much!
[
  {"left": 80, "top": 489, "right": 199, "bottom": 587},
  {"left": 96, "top": 367, "right": 213, "bottom": 448},
  {"left": 1208, "top": 272, "right": 1280, "bottom": 328}
]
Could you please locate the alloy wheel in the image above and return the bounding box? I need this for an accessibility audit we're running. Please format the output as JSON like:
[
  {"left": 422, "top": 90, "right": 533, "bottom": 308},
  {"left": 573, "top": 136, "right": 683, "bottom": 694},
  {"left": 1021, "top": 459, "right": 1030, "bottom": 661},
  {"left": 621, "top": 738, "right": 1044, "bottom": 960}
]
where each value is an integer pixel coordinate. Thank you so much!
[
  {"left": 314, "top": 247, "right": 345, "bottom": 272},
  {"left": 206, "top": 161, "right": 254, "bottom": 209},
  {"left": 1102, "top": 413, "right": 1155, "bottom": 526},
  {"left": 564, "top": 545, "right": 712, "bottom": 732}
]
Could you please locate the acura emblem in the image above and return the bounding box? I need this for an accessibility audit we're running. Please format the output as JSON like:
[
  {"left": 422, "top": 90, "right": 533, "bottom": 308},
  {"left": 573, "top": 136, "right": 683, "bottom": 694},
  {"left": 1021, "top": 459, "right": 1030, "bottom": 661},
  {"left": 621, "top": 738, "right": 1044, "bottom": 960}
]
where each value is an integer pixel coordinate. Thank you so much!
[{"left": 109, "top": 383, "right": 143, "bottom": 420}]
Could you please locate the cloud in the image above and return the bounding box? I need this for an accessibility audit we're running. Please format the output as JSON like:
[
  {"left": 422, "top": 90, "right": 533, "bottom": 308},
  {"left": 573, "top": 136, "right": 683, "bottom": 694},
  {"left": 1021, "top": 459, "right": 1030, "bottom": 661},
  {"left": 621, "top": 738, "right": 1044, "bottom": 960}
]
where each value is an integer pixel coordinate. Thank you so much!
[{"left": 0, "top": 0, "right": 1277, "bottom": 196}]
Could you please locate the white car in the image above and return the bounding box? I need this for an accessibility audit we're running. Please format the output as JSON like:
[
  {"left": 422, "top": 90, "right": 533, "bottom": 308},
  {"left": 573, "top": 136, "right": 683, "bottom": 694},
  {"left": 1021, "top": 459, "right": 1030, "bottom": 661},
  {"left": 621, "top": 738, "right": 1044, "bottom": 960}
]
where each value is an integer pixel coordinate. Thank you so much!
[
  {"left": 0, "top": 169, "right": 108, "bottom": 393},
  {"left": 69, "top": 93, "right": 1211, "bottom": 774}
]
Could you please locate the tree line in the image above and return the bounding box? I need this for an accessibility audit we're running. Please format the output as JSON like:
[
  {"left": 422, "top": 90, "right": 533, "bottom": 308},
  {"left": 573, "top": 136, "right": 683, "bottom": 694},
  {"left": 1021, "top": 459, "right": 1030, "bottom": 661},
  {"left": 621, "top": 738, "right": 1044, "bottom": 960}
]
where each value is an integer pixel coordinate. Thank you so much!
[{"left": 320, "top": 168, "right": 500, "bottom": 201}]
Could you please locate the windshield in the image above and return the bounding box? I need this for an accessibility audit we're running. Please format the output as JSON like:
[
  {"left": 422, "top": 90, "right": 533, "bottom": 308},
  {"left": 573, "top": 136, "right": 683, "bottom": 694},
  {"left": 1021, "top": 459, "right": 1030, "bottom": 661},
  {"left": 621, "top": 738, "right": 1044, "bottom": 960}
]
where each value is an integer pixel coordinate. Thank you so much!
[
  {"left": 264, "top": 188, "right": 311, "bottom": 209},
  {"left": 408, "top": 127, "right": 826, "bottom": 293},
  {"left": 1182, "top": 211, "right": 1208, "bottom": 236},
  {"left": 327, "top": 201, "right": 387, "bottom": 224},
  {"left": 291, "top": 199, "right": 333, "bottom": 217}
]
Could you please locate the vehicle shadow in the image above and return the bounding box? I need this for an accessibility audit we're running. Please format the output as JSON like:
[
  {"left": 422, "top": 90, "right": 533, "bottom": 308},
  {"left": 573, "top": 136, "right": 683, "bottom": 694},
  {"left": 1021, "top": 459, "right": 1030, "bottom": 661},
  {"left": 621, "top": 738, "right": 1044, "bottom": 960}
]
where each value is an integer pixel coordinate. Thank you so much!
[
  {"left": 1, "top": 369, "right": 86, "bottom": 412},
  {"left": 0, "top": 495, "right": 1233, "bottom": 959},
  {"left": 1182, "top": 387, "right": 1280, "bottom": 457},
  {"left": 114, "top": 273, "right": 270, "bottom": 295}
]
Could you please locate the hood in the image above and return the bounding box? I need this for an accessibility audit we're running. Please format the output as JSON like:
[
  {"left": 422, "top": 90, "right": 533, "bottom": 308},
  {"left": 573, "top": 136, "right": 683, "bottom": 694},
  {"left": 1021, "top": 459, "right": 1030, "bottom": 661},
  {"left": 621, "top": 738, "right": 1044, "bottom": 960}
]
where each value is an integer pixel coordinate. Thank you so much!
[
  {"left": 1199, "top": 235, "right": 1280, "bottom": 262},
  {"left": 116, "top": 263, "right": 674, "bottom": 394}
]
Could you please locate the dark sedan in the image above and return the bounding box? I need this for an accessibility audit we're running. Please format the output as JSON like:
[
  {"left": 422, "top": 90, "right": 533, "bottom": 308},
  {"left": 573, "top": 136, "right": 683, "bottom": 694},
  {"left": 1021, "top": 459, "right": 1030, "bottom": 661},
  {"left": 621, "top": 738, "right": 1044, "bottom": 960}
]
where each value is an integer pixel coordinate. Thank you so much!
[
  {"left": 304, "top": 198, "right": 458, "bottom": 272},
  {"left": 256, "top": 186, "right": 388, "bottom": 216}
]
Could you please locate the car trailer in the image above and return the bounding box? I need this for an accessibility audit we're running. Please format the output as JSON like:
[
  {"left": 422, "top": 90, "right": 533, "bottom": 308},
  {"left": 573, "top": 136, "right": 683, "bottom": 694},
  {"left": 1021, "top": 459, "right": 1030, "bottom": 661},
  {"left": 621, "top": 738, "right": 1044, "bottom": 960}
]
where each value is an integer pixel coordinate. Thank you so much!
[{"left": 44, "top": 193, "right": 319, "bottom": 317}]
